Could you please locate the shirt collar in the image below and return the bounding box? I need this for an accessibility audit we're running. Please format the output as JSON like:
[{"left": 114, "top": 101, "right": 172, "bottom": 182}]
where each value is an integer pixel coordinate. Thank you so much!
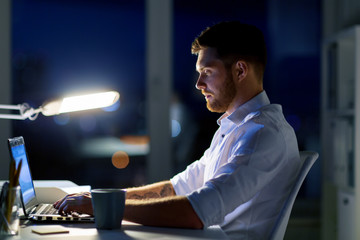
[{"left": 217, "top": 91, "right": 270, "bottom": 126}]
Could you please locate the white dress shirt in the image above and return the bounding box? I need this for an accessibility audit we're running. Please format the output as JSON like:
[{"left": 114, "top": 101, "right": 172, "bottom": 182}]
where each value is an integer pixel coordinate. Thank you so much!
[{"left": 171, "top": 91, "right": 300, "bottom": 240}]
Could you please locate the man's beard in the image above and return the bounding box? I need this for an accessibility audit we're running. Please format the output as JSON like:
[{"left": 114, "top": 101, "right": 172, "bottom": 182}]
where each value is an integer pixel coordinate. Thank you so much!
[{"left": 206, "top": 73, "right": 236, "bottom": 113}]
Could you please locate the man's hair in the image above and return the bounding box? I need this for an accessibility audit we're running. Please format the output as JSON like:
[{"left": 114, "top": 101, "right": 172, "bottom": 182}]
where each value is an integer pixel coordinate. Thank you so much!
[{"left": 191, "top": 21, "right": 267, "bottom": 77}]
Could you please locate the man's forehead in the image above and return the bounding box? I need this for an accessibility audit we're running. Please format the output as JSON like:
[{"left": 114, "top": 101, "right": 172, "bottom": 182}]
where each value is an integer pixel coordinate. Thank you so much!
[{"left": 196, "top": 48, "right": 220, "bottom": 70}]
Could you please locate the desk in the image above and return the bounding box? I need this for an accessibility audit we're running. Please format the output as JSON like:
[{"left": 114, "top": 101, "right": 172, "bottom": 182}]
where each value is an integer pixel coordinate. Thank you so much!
[
  {"left": 13, "top": 220, "right": 229, "bottom": 240},
  {"left": 1, "top": 181, "right": 228, "bottom": 239}
]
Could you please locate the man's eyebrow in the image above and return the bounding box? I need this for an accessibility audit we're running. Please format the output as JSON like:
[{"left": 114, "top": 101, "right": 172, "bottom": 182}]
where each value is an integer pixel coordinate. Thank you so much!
[
  {"left": 196, "top": 61, "right": 217, "bottom": 72},
  {"left": 196, "top": 66, "right": 204, "bottom": 72}
]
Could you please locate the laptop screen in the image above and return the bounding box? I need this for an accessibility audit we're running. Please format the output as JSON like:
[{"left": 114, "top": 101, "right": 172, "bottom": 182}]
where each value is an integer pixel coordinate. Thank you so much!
[
  {"left": 7, "top": 136, "right": 95, "bottom": 222},
  {"left": 8, "top": 137, "right": 37, "bottom": 207}
]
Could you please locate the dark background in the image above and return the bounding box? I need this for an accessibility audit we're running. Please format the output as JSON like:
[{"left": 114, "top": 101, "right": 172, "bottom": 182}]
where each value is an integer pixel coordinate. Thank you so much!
[{"left": 10, "top": 0, "right": 321, "bottom": 199}]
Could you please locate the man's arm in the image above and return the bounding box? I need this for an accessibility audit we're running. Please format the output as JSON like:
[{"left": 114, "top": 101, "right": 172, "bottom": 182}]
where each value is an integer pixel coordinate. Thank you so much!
[
  {"left": 124, "top": 195, "right": 204, "bottom": 229},
  {"left": 125, "top": 180, "right": 203, "bottom": 229},
  {"left": 53, "top": 180, "right": 203, "bottom": 229},
  {"left": 53, "top": 181, "right": 175, "bottom": 214},
  {"left": 126, "top": 180, "right": 176, "bottom": 199}
]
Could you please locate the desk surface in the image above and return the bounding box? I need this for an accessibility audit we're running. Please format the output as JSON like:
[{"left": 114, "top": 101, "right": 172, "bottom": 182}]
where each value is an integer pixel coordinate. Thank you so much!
[
  {"left": 10, "top": 220, "right": 228, "bottom": 240},
  {"left": 0, "top": 181, "right": 228, "bottom": 239}
]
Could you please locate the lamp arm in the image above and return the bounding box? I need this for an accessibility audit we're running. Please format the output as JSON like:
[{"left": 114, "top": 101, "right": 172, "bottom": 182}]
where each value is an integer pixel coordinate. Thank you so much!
[
  {"left": 0, "top": 103, "right": 41, "bottom": 120},
  {"left": 20, "top": 103, "right": 42, "bottom": 120}
]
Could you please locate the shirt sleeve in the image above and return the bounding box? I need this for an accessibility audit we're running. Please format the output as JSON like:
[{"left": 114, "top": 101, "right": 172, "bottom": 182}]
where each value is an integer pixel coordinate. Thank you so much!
[
  {"left": 170, "top": 153, "right": 207, "bottom": 195},
  {"left": 186, "top": 121, "right": 297, "bottom": 227}
]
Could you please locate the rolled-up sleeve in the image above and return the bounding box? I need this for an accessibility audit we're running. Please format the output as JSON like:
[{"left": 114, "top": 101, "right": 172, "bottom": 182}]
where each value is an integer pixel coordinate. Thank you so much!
[{"left": 171, "top": 152, "right": 207, "bottom": 195}]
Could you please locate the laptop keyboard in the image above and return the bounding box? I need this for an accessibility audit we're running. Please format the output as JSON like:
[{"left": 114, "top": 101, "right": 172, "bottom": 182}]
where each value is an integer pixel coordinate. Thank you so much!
[{"left": 35, "top": 204, "right": 59, "bottom": 215}]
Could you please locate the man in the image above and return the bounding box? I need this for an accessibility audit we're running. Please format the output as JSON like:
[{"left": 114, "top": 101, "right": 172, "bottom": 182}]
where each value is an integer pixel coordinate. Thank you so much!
[{"left": 54, "top": 21, "right": 300, "bottom": 239}]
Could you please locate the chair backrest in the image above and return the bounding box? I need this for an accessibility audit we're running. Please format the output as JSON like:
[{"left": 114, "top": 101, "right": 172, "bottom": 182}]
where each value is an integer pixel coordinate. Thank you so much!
[{"left": 269, "top": 151, "right": 319, "bottom": 240}]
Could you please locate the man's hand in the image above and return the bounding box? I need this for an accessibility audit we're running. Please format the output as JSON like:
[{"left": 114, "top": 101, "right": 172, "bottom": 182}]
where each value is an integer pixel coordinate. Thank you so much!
[{"left": 53, "top": 192, "right": 93, "bottom": 216}]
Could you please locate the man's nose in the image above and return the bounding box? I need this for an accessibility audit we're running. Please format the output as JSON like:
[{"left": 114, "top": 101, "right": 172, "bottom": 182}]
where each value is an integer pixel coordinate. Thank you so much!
[{"left": 195, "top": 75, "right": 206, "bottom": 90}]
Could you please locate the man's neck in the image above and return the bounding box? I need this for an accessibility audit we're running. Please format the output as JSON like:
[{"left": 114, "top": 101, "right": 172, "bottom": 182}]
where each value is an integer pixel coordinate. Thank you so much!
[{"left": 226, "top": 87, "right": 263, "bottom": 116}]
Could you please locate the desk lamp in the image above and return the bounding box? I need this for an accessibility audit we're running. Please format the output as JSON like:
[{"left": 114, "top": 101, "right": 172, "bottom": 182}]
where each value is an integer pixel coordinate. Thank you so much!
[{"left": 0, "top": 91, "right": 120, "bottom": 120}]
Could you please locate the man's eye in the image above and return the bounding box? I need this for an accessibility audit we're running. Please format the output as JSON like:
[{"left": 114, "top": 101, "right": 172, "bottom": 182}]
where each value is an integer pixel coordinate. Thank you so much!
[{"left": 204, "top": 70, "right": 211, "bottom": 75}]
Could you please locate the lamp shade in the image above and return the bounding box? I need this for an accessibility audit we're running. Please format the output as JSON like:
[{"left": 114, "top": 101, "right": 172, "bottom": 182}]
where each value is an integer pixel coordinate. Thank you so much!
[{"left": 41, "top": 91, "right": 120, "bottom": 116}]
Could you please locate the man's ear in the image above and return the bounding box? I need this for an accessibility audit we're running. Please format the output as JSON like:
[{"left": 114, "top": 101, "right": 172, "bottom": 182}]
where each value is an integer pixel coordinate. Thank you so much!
[{"left": 234, "top": 60, "right": 248, "bottom": 82}]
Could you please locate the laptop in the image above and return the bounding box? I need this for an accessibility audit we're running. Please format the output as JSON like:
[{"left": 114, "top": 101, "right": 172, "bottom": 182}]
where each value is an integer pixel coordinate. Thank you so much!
[{"left": 7, "top": 136, "right": 94, "bottom": 222}]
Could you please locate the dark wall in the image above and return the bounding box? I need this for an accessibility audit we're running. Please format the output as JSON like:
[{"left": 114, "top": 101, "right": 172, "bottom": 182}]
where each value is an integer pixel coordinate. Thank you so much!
[{"left": 10, "top": 0, "right": 321, "bottom": 194}]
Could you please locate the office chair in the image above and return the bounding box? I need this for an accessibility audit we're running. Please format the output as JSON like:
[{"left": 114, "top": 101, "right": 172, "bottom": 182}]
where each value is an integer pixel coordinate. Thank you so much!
[{"left": 269, "top": 151, "right": 319, "bottom": 240}]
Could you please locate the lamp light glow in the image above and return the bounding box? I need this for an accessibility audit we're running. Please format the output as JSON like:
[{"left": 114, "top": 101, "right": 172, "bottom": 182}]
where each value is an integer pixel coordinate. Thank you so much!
[{"left": 42, "top": 91, "right": 120, "bottom": 116}]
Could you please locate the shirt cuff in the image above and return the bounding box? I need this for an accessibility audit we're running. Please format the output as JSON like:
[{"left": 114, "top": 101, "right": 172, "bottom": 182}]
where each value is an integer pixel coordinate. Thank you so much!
[{"left": 186, "top": 182, "right": 225, "bottom": 228}]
